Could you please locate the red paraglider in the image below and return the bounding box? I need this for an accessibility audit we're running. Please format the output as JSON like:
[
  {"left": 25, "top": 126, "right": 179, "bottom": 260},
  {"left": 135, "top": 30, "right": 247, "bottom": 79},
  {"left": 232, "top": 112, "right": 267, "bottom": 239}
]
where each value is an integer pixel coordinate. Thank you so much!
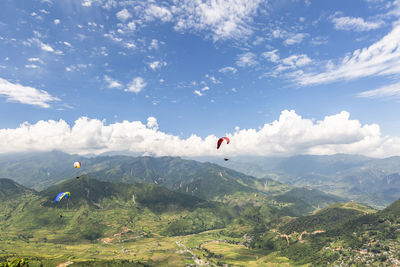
[{"left": 217, "top": 137, "right": 230, "bottom": 149}]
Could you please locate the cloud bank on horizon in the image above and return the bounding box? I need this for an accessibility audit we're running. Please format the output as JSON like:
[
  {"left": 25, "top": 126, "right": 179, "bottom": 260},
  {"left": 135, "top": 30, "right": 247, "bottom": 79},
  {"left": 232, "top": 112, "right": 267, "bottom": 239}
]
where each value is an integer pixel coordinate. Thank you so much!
[{"left": 1, "top": 110, "right": 398, "bottom": 158}]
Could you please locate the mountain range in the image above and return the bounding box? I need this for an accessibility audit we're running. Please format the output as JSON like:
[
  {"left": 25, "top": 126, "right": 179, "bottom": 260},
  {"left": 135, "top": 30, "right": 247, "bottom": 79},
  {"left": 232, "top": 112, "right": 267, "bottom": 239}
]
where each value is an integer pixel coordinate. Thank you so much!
[
  {"left": 209, "top": 154, "right": 400, "bottom": 208},
  {"left": 0, "top": 151, "right": 345, "bottom": 214},
  {"left": 1, "top": 152, "right": 400, "bottom": 266}
]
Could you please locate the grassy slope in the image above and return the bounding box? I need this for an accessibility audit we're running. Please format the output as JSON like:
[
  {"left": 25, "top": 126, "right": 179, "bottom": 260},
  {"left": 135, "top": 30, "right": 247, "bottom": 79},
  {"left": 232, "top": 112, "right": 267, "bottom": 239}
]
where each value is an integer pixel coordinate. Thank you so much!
[{"left": 0, "top": 177, "right": 300, "bottom": 266}]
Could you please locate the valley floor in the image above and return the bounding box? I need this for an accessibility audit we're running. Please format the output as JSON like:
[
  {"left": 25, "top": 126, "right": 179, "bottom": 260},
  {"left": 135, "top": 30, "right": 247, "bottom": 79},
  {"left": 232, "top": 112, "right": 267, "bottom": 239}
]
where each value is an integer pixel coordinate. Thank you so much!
[{"left": 0, "top": 228, "right": 304, "bottom": 266}]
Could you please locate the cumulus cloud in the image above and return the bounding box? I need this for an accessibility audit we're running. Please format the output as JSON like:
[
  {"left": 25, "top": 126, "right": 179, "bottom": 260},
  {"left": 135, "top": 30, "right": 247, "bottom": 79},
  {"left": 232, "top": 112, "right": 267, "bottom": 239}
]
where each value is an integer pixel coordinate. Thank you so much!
[
  {"left": 28, "top": 58, "right": 44, "bottom": 64},
  {"left": 145, "top": 4, "right": 172, "bottom": 22},
  {"left": 172, "top": 0, "right": 262, "bottom": 41},
  {"left": 0, "top": 110, "right": 399, "bottom": 157},
  {"left": 263, "top": 53, "right": 312, "bottom": 77},
  {"left": 40, "top": 42, "right": 54, "bottom": 52},
  {"left": 148, "top": 61, "right": 167, "bottom": 70},
  {"left": 281, "top": 54, "right": 312, "bottom": 67},
  {"left": 126, "top": 22, "right": 136, "bottom": 31},
  {"left": 28, "top": 38, "right": 63, "bottom": 54},
  {"left": 236, "top": 52, "right": 257, "bottom": 67},
  {"left": 311, "top": 36, "right": 328, "bottom": 45},
  {"left": 262, "top": 49, "right": 280, "bottom": 63},
  {"left": 0, "top": 78, "right": 60, "bottom": 108},
  {"left": 194, "top": 90, "right": 203, "bottom": 96},
  {"left": 104, "top": 75, "right": 123, "bottom": 89},
  {"left": 82, "top": 0, "right": 94, "bottom": 6},
  {"left": 357, "top": 81, "right": 400, "bottom": 98},
  {"left": 116, "top": 9, "right": 132, "bottom": 22},
  {"left": 148, "top": 39, "right": 159, "bottom": 50},
  {"left": 146, "top": 116, "right": 158, "bottom": 129},
  {"left": 283, "top": 33, "right": 308, "bottom": 45},
  {"left": 219, "top": 66, "right": 237, "bottom": 73},
  {"left": 125, "top": 77, "right": 146, "bottom": 93},
  {"left": 294, "top": 23, "right": 400, "bottom": 85},
  {"left": 271, "top": 29, "right": 308, "bottom": 46},
  {"left": 331, "top": 15, "right": 384, "bottom": 32},
  {"left": 25, "top": 64, "right": 39, "bottom": 69},
  {"left": 205, "top": 74, "right": 220, "bottom": 84},
  {"left": 124, "top": 42, "right": 136, "bottom": 49}
]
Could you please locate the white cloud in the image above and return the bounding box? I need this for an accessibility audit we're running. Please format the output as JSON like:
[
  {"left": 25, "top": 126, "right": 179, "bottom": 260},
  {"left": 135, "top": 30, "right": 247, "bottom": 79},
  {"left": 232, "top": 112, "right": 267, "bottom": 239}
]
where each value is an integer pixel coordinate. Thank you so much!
[
  {"left": 236, "top": 52, "right": 257, "bottom": 67},
  {"left": 284, "top": 33, "right": 308, "bottom": 45},
  {"left": 28, "top": 38, "right": 61, "bottom": 54},
  {"left": 262, "top": 49, "right": 280, "bottom": 63},
  {"left": 149, "top": 39, "right": 159, "bottom": 50},
  {"left": 0, "top": 78, "right": 60, "bottom": 108},
  {"left": 28, "top": 58, "right": 44, "bottom": 64},
  {"left": 127, "top": 22, "right": 136, "bottom": 31},
  {"left": 82, "top": 0, "right": 93, "bottom": 6},
  {"left": 252, "top": 36, "right": 264, "bottom": 45},
  {"left": 63, "top": 41, "right": 72, "bottom": 47},
  {"left": 271, "top": 29, "right": 308, "bottom": 46},
  {"left": 65, "top": 64, "right": 92, "bottom": 72},
  {"left": 145, "top": 4, "right": 172, "bottom": 22},
  {"left": 124, "top": 42, "right": 136, "bottom": 49},
  {"left": 81, "top": 0, "right": 103, "bottom": 6},
  {"left": 116, "top": 9, "right": 132, "bottom": 22},
  {"left": 104, "top": 32, "right": 122, "bottom": 42},
  {"left": 219, "top": 66, "right": 237, "bottom": 73},
  {"left": 125, "top": 77, "right": 146, "bottom": 93},
  {"left": 205, "top": 74, "right": 220, "bottom": 84},
  {"left": 104, "top": 75, "right": 123, "bottom": 89},
  {"left": 387, "top": 1, "right": 400, "bottom": 17},
  {"left": 148, "top": 61, "right": 167, "bottom": 70},
  {"left": 54, "top": 19, "right": 60, "bottom": 25},
  {"left": 102, "top": 0, "right": 117, "bottom": 10},
  {"left": 146, "top": 116, "right": 158, "bottom": 129},
  {"left": 194, "top": 90, "right": 203, "bottom": 96},
  {"left": 331, "top": 16, "right": 384, "bottom": 32},
  {"left": 357, "top": 81, "right": 400, "bottom": 98},
  {"left": 282, "top": 54, "right": 312, "bottom": 67},
  {"left": 40, "top": 42, "right": 54, "bottom": 52},
  {"left": 202, "top": 86, "right": 210, "bottom": 91},
  {"left": 262, "top": 53, "right": 312, "bottom": 77},
  {"left": 25, "top": 64, "right": 39, "bottom": 69},
  {"left": 0, "top": 110, "right": 399, "bottom": 157},
  {"left": 311, "top": 36, "right": 328, "bottom": 45},
  {"left": 272, "top": 29, "right": 284, "bottom": 38},
  {"left": 295, "top": 23, "right": 400, "bottom": 85},
  {"left": 172, "top": 0, "right": 262, "bottom": 41}
]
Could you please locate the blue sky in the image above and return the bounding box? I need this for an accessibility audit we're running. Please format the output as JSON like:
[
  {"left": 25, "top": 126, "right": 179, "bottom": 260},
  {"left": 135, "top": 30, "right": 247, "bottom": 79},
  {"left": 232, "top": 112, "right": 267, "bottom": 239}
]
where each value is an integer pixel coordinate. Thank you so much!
[{"left": 1, "top": 0, "right": 400, "bottom": 157}]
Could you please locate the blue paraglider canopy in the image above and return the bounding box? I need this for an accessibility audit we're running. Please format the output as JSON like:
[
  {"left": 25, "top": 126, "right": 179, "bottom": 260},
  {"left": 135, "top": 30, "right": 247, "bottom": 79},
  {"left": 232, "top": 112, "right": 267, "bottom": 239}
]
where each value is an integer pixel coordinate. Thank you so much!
[{"left": 55, "top": 192, "right": 70, "bottom": 203}]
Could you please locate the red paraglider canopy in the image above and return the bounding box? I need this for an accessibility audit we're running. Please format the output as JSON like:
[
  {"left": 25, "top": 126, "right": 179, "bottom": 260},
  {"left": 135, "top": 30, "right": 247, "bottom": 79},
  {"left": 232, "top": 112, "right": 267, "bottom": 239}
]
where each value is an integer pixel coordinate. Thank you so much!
[{"left": 217, "top": 137, "right": 230, "bottom": 149}]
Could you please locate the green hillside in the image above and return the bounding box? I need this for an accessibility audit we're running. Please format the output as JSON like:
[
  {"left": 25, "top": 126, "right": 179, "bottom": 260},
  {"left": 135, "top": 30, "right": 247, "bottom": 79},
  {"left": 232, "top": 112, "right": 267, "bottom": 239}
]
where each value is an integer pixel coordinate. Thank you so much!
[
  {"left": 279, "top": 202, "right": 375, "bottom": 234},
  {"left": 0, "top": 177, "right": 241, "bottom": 266},
  {"left": 1, "top": 176, "right": 399, "bottom": 266},
  {"left": 251, "top": 199, "right": 400, "bottom": 266},
  {"left": 0, "top": 178, "right": 35, "bottom": 200}
]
